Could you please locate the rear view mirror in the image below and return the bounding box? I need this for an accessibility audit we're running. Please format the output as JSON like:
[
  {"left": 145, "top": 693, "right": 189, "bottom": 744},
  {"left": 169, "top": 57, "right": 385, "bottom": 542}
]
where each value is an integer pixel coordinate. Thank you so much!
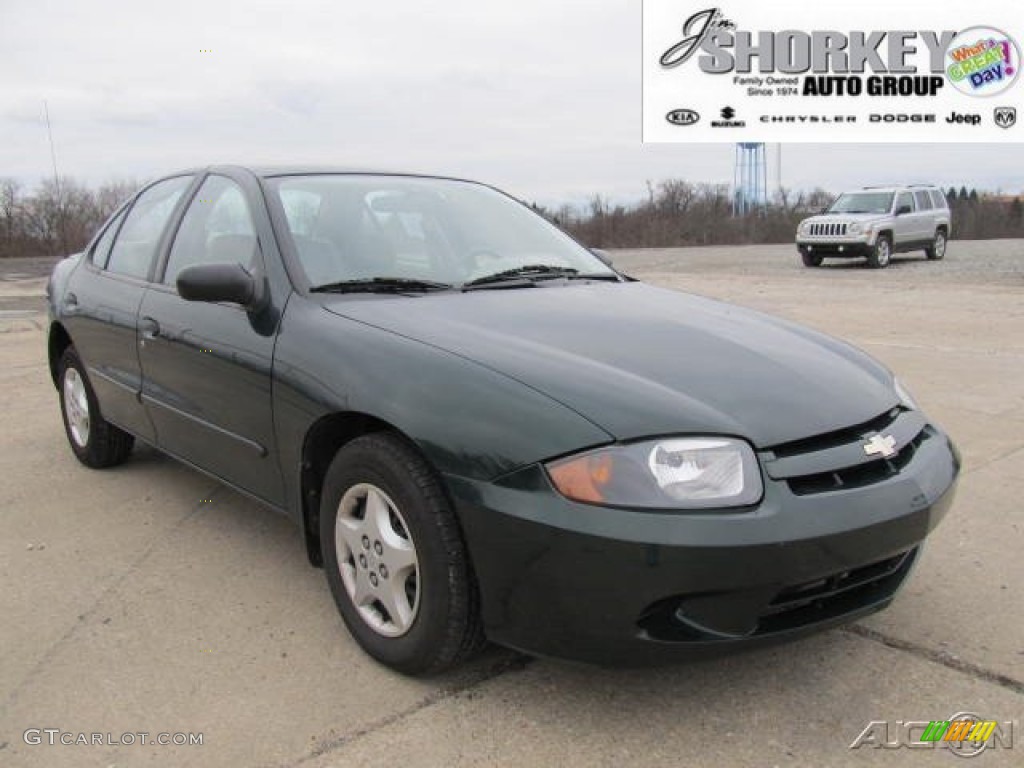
[
  {"left": 896, "top": 205, "right": 912, "bottom": 216},
  {"left": 177, "top": 262, "right": 262, "bottom": 308}
]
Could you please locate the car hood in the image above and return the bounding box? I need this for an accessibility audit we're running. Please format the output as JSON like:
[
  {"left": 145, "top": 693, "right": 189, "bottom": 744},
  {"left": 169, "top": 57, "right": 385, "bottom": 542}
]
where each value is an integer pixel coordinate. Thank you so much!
[
  {"left": 321, "top": 282, "right": 897, "bottom": 448},
  {"left": 803, "top": 212, "right": 888, "bottom": 224}
]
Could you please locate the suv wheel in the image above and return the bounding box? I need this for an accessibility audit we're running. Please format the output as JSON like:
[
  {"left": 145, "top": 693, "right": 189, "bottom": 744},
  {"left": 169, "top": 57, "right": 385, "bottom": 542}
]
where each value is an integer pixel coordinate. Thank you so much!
[
  {"left": 801, "top": 251, "right": 823, "bottom": 268},
  {"left": 319, "top": 433, "right": 485, "bottom": 675},
  {"left": 925, "top": 230, "right": 947, "bottom": 260},
  {"left": 867, "top": 236, "right": 891, "bottom": 269}
]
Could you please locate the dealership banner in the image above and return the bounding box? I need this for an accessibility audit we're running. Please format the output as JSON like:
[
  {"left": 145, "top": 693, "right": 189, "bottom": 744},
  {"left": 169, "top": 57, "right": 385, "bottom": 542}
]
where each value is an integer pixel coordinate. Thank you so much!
[{"left": 642, "top": 0, "right": 1022, "bottom": 141}]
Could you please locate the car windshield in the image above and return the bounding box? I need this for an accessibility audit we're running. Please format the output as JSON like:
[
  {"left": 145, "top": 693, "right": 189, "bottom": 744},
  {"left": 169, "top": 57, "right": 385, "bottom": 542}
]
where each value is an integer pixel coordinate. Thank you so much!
[
  {"left": 266, "top": 175, "right": 615, "bottom": 289},
  {"left": 826, "top": 192, "right": 894, "bottom": 214}
]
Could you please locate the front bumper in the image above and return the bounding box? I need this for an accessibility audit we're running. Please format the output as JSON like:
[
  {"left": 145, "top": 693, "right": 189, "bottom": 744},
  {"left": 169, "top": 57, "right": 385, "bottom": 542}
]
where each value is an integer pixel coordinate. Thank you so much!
[
  {"left": 447, "top": 421, "right": 959, "bottom": 665},
  {"left": 797, "top": 240, "right": 872, "bottom": 258}
]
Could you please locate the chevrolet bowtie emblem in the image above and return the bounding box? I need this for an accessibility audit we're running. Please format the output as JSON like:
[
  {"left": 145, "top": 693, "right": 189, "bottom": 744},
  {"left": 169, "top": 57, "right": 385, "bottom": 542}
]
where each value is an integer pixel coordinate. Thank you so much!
[{"left": 863, "top": 434, "right": 898, "bottom": 459}]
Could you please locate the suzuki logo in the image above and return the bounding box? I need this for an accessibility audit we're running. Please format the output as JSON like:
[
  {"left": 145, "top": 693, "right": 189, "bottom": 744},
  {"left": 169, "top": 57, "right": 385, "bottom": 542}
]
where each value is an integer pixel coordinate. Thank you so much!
[
  {"left": 994, "top": 107, "right": 1016, "bottom": 129},
  {"left": 721, "top": 106, "right": 736, "bottom": 120},
  {"left": 863, "top": 434, "right": 898, "bottom": 459}
]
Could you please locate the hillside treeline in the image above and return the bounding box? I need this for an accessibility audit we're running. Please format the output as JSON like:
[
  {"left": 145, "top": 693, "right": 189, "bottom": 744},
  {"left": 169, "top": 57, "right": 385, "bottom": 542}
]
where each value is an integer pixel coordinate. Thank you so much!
[{"left": 1, "top": 176, "right": 1021, "bottom": 258}]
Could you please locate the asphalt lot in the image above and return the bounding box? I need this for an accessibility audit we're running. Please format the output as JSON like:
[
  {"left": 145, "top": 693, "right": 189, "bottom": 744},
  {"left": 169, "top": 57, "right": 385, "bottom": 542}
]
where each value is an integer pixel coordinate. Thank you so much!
[{"left": 1, "top": 241, "right": 1022, "bottom": 767}]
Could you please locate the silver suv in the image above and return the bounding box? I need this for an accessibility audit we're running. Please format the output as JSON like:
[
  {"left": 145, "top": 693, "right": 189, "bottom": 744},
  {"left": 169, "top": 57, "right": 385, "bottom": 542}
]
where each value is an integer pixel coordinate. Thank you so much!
[{"left": 796, "top": 185, "right": 951, "bottom": 269}]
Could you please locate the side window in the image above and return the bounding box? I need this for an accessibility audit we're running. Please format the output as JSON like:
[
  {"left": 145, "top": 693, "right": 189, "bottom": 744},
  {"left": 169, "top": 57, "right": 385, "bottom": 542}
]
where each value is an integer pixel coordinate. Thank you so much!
[
  {"left": 164, "top": 176, "right": 258, "bottom": 286},
  {"left": 914, "top": 191, "right": 932, "bottom": 210},
  {"left": 90, "top": 209, "right": 127, "bottom": 269},
  {"left": 930, "top": 189, "right": 948, "bottom": 209},
  {"left": 106, "top": 176, "right": 193, "bottom": 279},
  {"left": 895, "top": 192, "right": 914, "bottom": 213}
]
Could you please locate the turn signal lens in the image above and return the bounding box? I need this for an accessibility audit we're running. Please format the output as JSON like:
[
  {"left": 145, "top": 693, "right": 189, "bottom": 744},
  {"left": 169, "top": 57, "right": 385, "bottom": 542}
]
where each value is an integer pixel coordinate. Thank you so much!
[{"left": 547, "top": 452, "right": 614, "bottom": 503}]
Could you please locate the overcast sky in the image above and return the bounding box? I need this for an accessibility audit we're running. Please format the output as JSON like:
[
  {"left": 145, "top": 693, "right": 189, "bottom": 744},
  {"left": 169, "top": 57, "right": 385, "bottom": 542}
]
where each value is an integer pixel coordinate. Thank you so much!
[{"left": 2, "top": 0, "right": 1022, "bottom": 207}]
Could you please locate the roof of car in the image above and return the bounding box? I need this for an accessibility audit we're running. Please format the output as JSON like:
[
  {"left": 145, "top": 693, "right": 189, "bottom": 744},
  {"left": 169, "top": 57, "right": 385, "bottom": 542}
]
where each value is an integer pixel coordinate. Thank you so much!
[
  {"left": 857, "top": 184, "right": 940, "bottom": 192},
  {"left": 195, "top": 164, "right": 466, "bottom": 181}
]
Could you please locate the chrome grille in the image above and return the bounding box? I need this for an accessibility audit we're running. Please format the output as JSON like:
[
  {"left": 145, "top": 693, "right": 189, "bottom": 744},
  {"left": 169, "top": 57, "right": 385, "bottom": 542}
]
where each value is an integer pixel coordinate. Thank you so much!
[{"left": 808, "top": 222, "right": 848, "bottom": 237}]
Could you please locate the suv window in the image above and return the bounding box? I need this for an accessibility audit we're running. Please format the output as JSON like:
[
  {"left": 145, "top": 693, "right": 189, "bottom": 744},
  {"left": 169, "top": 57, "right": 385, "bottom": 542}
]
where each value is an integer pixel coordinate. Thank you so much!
[
  {"left": 106, "top": 176, "right": 193, "bottom": 279},
  {"left": 914, "top": 190, "right": 932, "bottom": 210},
  {"left": 895, "top": 192, "right": 915, "bottom": 214},
  {"left": 929, "top": 189, "right": 948, "bottom": 209},
  {"left": 164, "top": 176, "right": 258, "bottom": 286},
  {"left": 90, "top": 209, "right": 128, "bottom": 269}
]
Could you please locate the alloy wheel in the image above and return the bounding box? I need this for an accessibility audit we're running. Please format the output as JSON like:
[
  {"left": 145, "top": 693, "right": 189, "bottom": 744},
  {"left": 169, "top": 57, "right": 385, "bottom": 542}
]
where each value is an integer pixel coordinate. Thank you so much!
[{"left": 334, "top": 483, "right": 420, "bottom": 637}]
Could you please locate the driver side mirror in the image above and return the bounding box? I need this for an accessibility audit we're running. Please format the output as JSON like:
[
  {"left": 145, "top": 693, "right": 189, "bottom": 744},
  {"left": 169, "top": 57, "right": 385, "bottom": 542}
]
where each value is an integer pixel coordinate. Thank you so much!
[
  {"left": 177, "top": 262, "right": 265, "bottom": 309},
  {"left": 895, "top": 204, "right": 913, "bottom": 216},
  {"left": 590, "top": 248, "right": 613, "bottom": 267}
]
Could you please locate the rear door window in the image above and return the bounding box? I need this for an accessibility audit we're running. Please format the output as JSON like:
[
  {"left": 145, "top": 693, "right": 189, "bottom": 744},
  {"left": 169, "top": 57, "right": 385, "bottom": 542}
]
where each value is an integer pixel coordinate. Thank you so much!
[
  {"left": 914, "top": 191, "right": 932, "bottom": 210},
  {"left": 90, "top": 209, "right": 128, "bottom": 269},
  {"left": 105, "top": 176, "right": 193, "bottom": 280}
]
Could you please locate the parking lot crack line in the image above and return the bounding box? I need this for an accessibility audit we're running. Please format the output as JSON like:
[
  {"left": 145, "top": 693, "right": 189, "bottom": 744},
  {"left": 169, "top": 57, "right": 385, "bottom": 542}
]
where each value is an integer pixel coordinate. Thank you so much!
[
  {"left": 0, "top": 483, "right": 223, "bottom": 717},
  {"left": 844, "top": 624, "right": 1024, "bottom": 696},
  {"left": 282, "top": 654, "right": 533, "bottom": 768},
  {"left": 962, "top": 443, "right": 1024, "bottom": 477}
]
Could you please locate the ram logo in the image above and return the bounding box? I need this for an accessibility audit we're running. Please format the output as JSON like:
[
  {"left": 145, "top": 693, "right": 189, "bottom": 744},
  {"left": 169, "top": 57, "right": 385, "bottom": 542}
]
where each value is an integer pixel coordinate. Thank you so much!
[{"left": 994, "top": 107, "right": 1016, "bottom": 129}]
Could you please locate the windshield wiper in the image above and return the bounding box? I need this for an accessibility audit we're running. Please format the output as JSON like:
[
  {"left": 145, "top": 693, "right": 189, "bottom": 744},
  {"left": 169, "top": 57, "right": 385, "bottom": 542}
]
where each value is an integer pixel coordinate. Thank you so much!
[
  {"left": 462, "top": 264, "right": 578, "bottom": 289},
  {"left": 462, "top": 264, "right": 620, "bottom": 291},
  {"left": 310, "top": 277, "right": 453, "bottom": 294}
]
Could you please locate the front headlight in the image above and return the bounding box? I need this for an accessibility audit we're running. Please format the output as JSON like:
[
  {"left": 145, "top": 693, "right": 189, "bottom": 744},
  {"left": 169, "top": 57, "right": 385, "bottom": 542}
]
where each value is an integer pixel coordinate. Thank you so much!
[
  {"left": 848, "top": 222, "right": 863, "bottom": 234},
  {"left": 798, "top": 221, "right": 810, "bottom": 235},
  {"left": 894, "top": 377, "right": 919, "bottom": 410},
  {"left": 546, "top": 437, "right": 763, "bottom": 509}
]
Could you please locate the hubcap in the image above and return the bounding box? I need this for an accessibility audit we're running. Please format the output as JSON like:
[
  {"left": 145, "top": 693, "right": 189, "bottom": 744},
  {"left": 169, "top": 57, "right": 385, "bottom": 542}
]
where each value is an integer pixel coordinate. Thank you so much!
[
  {"left": 935, "top": 234, "right": 946, "bottom": 257},
  {"left": 335, "top": 483, "right": 420, "bottom": 637},
  {"left": 63, "top": 368, "right": 90, "bottom": 448},
  {"left": 877, "top": 240, "right": 890, "bottom": 266}
]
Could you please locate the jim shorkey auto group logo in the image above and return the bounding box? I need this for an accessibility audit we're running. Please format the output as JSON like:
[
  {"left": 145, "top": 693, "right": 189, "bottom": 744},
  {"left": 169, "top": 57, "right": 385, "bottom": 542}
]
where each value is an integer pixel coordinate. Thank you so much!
[{"left": 655, "top": 7, "right": 1020, "bottom": 129}]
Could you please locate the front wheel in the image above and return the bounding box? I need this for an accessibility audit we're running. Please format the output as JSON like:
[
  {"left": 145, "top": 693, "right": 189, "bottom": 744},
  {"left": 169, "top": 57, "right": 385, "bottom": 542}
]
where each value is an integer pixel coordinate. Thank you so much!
[
  {"left": 58, "top": 347, "right": 134, "bottom": 468},
  {"left": 319, "top": 433, "right": 484, "bottom": 675},
  {"left": 925, "top": 230, "right": 947, "bottom": 260},
  {"left": 801, "top": 251, "right": 823, "bottom": 267},
  {"left": 867, "top": 236, "right": 892, "bottom": 269}
]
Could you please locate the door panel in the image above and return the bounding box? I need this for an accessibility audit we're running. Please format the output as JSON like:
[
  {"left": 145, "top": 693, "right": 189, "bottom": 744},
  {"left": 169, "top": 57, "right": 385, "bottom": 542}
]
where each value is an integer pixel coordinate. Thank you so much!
[
  {"left": 63, "top": 267, "right": 155, "bottom": 440},
  {"left": 137, "top": 290, "right": 282, "bottom": 502},
  {"left": 892, "top": 192, "right": 916, "bottom": 246}
]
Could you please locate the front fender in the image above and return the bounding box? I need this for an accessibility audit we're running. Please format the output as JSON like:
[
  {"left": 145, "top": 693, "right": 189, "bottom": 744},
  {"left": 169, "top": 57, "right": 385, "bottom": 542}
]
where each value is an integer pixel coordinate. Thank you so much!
[{"left": 272, "top": 297, "right": 614, "bottom": 519}]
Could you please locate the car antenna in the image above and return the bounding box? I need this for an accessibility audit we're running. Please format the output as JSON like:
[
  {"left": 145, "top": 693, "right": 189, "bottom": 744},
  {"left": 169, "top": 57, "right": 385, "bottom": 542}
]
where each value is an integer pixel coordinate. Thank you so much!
[{"left": 43, "top": 99, "right": 68, "bottom": 257}]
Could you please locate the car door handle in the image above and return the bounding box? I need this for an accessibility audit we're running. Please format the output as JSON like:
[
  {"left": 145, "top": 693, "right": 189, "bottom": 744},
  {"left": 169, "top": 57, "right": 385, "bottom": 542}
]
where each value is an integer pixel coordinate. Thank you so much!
[{"left": 139, "top": 316, "right": 161, "bottom": 340}]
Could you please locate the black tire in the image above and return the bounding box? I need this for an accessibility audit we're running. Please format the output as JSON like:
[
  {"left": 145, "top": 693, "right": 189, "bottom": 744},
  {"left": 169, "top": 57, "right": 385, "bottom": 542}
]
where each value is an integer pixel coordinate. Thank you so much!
[
  {"left": 925, "top": 229, "right": 947, "bottom": 260},
  {"left": 319, "top": 433, "right": 484, "bottom": 675},
  {"left": 867, "top": 235, "right": 892, "bottom": 269},
  {"left": 801, "top": 251, "right": 823, "bottom": 267},
  {"left": 57, "top": 347, "right": 134, "bottom": 468}
]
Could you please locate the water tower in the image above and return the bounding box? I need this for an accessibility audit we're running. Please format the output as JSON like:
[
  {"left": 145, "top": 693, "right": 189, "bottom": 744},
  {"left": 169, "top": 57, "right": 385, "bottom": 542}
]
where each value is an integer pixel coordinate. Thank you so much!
[{"left": 733, "top": 142, "right": 767, "bottom": 216}]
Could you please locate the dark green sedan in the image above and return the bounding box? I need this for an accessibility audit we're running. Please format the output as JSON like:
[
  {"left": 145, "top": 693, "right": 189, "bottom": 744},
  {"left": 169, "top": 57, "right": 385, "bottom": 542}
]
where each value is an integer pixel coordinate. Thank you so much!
[{"left": 46, "top": 166, "right": 959, "bottom": 675}]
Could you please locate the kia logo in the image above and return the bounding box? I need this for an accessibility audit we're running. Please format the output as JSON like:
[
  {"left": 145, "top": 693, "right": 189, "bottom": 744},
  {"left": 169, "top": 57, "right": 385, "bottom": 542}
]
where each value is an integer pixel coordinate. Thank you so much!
[{"left": 666, "top": 109, "right": 700, "bottom": 126}]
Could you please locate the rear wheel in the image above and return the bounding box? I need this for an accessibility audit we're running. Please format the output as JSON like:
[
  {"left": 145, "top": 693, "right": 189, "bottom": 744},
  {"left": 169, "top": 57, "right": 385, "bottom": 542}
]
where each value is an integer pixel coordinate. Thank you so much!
[
  {"left": 867, "top": 236, "right": 891, "bottom": 269},
  {"left": 801, "top": 251, "right": 823, "bottom": 267},
  {"left": 319, "top": 433, "right": 484, "bottom": 675},
  {"left": 58, "top": 347, "right": 134, "bottom": 468},
  {"left": 925, "top": 230, "right": 947, "bottom": 260}
]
